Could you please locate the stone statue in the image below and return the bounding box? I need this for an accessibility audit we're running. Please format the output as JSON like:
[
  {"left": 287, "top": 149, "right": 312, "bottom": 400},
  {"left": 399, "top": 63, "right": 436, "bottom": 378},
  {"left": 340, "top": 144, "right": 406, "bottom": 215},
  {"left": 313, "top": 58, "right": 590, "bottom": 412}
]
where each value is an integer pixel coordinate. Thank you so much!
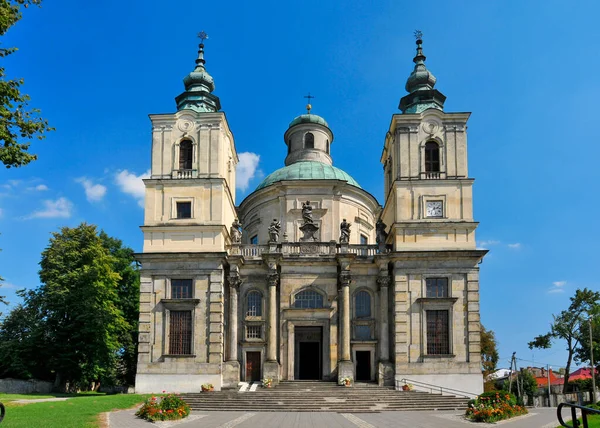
[
  {"left": 230, "top": 218, "right": 242, "bottom": 244},
  {"left": 375, "top": 220, "right": 388, "bottom": 245},
  {"left": 339, "top": 218, "right": 351, "bottom": 244},
  {"left": 268, "top": 218, "right": 281, "bottom": 243},
  {"left": 301, "top": 201, "right": 313, "bottom": 225}
]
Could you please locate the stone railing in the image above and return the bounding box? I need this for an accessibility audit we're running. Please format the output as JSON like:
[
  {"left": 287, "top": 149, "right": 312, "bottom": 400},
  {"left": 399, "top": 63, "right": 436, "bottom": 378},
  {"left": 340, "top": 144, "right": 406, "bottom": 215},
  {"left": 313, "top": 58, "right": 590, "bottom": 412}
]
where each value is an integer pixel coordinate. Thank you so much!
[
  {"left": 230, "top": 243, "right": 389, "bottom": 259},
  {"left": 172, "top": 169, "right": 197, "bottom": 179}
]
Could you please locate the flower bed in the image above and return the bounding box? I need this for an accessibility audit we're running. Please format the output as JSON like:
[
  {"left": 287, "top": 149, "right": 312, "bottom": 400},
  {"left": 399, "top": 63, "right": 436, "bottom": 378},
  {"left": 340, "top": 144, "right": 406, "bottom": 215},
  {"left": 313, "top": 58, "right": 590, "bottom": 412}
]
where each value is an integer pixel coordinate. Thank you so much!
[
  {"left": 465, "top": 391, "right": 527, "bottom": 423},
  {"left": 135, "top": 393, "right": 190, "bottom": 422}
]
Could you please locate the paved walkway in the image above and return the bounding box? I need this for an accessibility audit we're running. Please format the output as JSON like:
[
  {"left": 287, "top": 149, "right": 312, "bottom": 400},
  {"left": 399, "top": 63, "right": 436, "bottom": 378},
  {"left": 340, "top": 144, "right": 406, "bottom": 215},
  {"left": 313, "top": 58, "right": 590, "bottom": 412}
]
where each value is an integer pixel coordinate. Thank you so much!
[{"left": 109, "top": 408, "right": 565, "bottom": 428}]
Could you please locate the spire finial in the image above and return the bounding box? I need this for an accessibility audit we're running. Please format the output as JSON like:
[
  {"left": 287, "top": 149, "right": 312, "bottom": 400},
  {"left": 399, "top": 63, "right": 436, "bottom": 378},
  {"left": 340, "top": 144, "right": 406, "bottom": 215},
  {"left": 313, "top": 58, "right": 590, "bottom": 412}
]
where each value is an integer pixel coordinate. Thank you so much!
[
  {"left": 413, "top": 29, "right": 425, "bottom": 64},
  {"left": 195, "top": 31, "right": 209, "bottom": 70},
  {"left": 304, "top": 92, "right": 315, "bottom": 113}
]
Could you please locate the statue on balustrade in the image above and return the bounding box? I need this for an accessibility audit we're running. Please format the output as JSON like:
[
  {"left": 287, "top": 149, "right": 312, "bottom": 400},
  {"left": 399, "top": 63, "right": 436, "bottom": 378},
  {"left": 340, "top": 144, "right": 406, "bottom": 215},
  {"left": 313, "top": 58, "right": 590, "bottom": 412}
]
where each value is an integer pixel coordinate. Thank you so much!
[
  {"left": 268, "top": 219, "right": 281, "bottom": 243},
  {"left": 230, "top": 218, "right": 242, "bottom": 244},
  {"left": 376, "top": 220, "right": 388, "bottom": 245},
  {"left": 339, "top": 219, "right": 351, "bottom": 244}
]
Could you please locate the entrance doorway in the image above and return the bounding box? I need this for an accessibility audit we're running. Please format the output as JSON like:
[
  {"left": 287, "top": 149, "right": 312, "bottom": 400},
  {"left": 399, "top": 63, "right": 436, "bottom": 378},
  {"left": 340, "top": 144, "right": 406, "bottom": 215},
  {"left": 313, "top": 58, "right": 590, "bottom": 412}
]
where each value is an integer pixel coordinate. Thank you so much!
[
  {"left": 246, "top": 351, "right": 261, "bottom": 382},
  {"left": 295, "top": 326, "right": 322, "bottom": 380},
  {"left": 356, "top": 351, "right": 371, "bottom": 381}
]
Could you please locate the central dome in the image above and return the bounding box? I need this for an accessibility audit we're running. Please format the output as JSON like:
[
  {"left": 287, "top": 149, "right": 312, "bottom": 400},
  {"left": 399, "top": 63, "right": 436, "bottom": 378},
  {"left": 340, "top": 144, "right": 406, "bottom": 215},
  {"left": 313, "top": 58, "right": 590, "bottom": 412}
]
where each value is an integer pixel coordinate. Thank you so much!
[{"left": 255, "top": 161, "right": 361, "bottom": 191}]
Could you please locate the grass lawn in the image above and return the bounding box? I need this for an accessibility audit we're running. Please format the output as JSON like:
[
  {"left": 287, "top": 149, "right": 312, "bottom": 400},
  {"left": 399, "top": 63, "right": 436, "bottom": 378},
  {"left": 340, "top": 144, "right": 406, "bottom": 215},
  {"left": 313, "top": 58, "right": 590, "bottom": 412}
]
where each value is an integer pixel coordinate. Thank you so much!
[
  {"left": 557, "top": 415, "right": 600, "bottom": 428},
  {"left": 0, "top": 392, "right": 104, "bottom": 401},
  {"left": 0, "top": 394, "right": 152, "bottom": 428}
]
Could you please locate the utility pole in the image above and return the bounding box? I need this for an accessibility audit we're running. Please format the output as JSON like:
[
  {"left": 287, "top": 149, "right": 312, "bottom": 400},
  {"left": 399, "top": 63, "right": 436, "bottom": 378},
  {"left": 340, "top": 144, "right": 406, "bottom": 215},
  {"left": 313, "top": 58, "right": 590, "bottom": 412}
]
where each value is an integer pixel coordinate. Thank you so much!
[
  {"left": 509, "top": 352, "right": 516, "bottom": 394},
  {"left": 547, "top": 364, "right": 552, "bottom": 407},
  {"left": 590, "top": 317, "right": 596, "bottom": 404}
]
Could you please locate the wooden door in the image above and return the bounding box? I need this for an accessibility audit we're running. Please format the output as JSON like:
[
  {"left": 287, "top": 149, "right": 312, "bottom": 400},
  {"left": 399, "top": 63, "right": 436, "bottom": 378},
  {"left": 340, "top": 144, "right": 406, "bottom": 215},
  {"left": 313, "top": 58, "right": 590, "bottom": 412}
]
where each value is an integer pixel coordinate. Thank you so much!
[{"left": 246, "top": 351, "right": 261, "bottom": 382}]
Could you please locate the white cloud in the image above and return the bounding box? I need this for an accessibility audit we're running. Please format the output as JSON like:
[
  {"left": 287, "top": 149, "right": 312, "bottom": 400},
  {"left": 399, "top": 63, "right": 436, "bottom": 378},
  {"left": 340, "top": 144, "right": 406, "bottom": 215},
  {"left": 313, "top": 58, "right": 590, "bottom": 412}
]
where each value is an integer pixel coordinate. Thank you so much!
[
  {"left": 507, "top": 243, "right": 521, "bottom": 249},
  {"left": 477, "top": 239, "right": 500, "bottom": 250},
  {"left": 115, "top": 169, "right": 149, "bottom": 207},
  {"left": 548, "top": 280, "right": 568, "bottom": 294},
  {"left": 1, "top": 282, "right": 17, "bottom": 289},
  {"left": 236, "top": 152, "right": 261, "bottom": 192},
  {"left": 34, "top": 184, "right": 48, "bottom": 191},
  {"left": 26, "top": 197, "right": 73, "bottom": 219},
  {"left": 76, "top": 177, "right": 107, "bottom": 202}
]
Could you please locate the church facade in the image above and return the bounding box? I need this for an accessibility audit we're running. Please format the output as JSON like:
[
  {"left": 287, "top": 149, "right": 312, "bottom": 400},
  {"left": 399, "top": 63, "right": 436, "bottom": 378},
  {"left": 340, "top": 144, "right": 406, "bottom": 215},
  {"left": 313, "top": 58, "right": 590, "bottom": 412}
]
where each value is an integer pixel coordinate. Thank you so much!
[{"left": 135, "top": 35, "right": 486, "bottom": 394}]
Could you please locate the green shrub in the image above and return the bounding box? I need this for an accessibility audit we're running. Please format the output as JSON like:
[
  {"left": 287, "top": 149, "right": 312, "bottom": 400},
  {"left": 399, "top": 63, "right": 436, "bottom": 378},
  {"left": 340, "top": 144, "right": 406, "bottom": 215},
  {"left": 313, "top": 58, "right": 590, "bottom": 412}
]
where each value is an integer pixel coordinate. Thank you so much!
[{"left": 135, "top": 393, "right": 190, "bottom": 421}]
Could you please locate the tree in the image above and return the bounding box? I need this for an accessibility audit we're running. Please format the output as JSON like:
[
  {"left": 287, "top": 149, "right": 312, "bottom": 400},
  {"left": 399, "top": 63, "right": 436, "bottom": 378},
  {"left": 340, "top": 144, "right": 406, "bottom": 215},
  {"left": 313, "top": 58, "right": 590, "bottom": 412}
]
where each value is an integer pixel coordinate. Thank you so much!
[
  {"left": 574, "top": 304, "right": 600, "bottom": 369},
  {"left": 481, "top": 324, "right": 499, "bottom": 378},
  {"left": 0, "top": 224, "right": 140, "bottom": 390},
  {"left": 99, "top": 231, "right": 140, "bottom": 386},
  {"left": 0, "top": 0, "right": 53, "bottom": 168},
  {"left": 529, "top": 288, "right": 600, "bottom": 393}
]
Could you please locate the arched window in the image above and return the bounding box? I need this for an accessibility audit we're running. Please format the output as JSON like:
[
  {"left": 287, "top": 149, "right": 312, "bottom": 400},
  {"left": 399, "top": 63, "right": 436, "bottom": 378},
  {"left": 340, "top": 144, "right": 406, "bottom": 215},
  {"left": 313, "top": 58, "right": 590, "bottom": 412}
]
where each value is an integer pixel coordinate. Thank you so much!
[
  {"left": 425, "top": 141, "right": 440, "bottom": 172},
  {"left": 304, "top": 133, "right": 314, "bottom": 149},
  {"left": 246, "top": 291, "right": 262, "bottom": 317},
  {"left": 294, "top": 289, "right": 323, "bottom": 309},
  {"left": 355, "top": 291, "right": 371, "bottom": 318},
  {"left": 287, "top": 139, "right": 292, "bottom": 154},
  {"left": 179, "top": 140, "right": 193, "bottom": 170},
  {"left": 326, "top": 140, "right": 330, "bottom": 154}
]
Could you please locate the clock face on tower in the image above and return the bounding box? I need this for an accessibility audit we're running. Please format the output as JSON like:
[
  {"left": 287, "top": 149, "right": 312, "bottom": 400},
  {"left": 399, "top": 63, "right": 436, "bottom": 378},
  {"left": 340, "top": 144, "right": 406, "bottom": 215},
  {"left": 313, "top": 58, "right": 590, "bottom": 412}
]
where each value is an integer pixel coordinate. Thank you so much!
[{"left": 426, "top": 201, "right": 443, "bottom": 218}]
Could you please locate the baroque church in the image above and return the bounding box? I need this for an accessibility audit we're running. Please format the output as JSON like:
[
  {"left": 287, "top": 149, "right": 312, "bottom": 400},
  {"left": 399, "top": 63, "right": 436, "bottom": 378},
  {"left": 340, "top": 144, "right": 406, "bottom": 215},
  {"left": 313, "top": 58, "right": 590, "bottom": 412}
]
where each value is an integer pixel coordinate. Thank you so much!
[{"left": 135, "top": 33, "right": 486, "bottom": 394}]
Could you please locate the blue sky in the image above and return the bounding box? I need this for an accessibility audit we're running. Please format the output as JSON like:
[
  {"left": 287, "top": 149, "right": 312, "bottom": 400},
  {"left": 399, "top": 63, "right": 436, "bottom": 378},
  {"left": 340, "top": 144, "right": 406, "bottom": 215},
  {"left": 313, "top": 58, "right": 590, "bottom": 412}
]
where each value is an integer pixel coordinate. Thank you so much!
[{"left": 1, "top": 0, "right": 599, "bottom": 373}]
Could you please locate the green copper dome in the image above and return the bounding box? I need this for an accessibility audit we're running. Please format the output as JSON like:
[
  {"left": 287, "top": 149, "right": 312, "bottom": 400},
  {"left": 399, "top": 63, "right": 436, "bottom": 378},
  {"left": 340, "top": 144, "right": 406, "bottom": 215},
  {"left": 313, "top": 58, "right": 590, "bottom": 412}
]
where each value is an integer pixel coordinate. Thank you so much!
[
  {"left": 288, "top": 114, "right": 329, "bottom": 129},
  {"left": 256, "top": 161, "right": 361, "bottom": 191}
]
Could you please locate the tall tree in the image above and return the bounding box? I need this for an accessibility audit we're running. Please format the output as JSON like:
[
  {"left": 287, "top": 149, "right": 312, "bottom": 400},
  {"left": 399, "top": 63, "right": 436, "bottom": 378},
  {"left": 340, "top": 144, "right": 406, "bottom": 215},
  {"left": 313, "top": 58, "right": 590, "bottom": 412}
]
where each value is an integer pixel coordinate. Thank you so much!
[
  {"left": 574, "top": 304, "right": 600, "bottom": 369},
  {"left": 481, "top": 324, "right": 499, "bottom": 378},
  {"left": 0, "top": 224, "right": 140, "bottom": 390},
  {"left": 99, "top": 231, "right": 140, "bottom": 386},
  {"left": 0, "top": 0, "right": 53, "bottom": 168},
  {"left": 529, "top": 288, "right": 600, "bottom": 393}
]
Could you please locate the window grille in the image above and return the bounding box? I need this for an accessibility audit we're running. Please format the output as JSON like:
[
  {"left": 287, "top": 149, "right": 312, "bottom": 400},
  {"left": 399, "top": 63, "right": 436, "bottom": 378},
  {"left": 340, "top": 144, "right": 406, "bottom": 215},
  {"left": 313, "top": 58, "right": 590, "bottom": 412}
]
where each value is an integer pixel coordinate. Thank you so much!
[
  {"left": 304, "top": 133, "right": 314, "bottom": 149},
  {"left": 171, "top": 279, "right": 193, "bottom": 299},
  {"left": 425, "top": 142, "right": 440, "bottom": 172},
  {"left": 179, "top": 140, "right": 193, "bottom": 170},
  {"left": 354, "top": 324, "right": 372, "bottom": 340},
  {"left": 176, "top": 201, "right": 191, "bottom": 219},
  {"left": 426, "top": 278, "right": 448, "bottom": 298},
  {"left": 426, "top": 310, "right": 449, "bottom": 355},
  {"left": 246, "top": 325, "right": 262, "bottom": 339},
  {"left": 246, "top": 291, "right": 262, "bottom": 317},
  {"left": 169, "top": 311, "right": 192, "bottom": 355},
  {"left": 293, "top": 290, "right": 323, "bottom": 309},
  {"left": 355, "top": 291, "right": 371, "bottom": 318}
]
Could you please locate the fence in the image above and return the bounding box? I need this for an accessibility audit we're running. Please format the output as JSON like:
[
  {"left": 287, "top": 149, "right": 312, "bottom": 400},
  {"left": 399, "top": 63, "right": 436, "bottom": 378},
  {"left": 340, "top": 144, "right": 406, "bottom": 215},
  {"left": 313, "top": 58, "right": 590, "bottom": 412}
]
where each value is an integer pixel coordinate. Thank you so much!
[{"left": 0, "top": 378, "right": 53, "bottom": 394}]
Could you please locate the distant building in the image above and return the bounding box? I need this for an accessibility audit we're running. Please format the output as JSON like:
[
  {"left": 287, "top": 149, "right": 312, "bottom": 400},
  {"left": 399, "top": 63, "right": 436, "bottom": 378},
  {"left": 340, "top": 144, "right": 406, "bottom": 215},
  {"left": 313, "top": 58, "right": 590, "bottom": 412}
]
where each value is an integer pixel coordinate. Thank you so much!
[{"left": 134, "top": 35, "right": 487, "bottom": 394}]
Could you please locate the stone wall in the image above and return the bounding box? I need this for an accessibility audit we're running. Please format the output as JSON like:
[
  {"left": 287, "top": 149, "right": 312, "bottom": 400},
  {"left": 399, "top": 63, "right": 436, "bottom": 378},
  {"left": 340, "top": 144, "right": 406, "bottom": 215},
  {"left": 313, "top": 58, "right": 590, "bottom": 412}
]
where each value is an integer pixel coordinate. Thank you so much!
[{"left": 0, "top": 378, "right": 53, "bottom": 394}]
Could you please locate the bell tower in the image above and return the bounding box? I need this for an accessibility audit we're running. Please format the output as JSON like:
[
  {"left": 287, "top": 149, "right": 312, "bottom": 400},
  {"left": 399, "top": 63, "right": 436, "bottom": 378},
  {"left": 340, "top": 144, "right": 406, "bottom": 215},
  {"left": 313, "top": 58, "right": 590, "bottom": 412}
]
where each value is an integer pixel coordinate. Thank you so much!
[
  {"left": 142, "top": 33, "right": 238, "bottom": 253},
  {"left": 380, "top": 32, "right": 476, "bottom": 250}
]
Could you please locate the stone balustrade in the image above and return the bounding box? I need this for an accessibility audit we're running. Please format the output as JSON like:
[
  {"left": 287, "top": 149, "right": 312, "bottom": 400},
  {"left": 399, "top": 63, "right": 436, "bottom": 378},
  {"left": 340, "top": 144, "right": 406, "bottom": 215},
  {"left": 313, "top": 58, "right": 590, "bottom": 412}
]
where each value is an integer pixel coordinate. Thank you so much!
[{"left": 230, "top": 242, "right": 389, "bottom": 259}]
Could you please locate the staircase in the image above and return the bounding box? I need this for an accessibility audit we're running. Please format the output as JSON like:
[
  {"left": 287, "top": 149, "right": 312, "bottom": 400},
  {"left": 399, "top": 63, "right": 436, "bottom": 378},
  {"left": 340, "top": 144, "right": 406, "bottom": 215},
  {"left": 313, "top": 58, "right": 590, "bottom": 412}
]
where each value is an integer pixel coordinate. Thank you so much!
[{"left": 181, "top": 381, "right": 470, "bottom": 412}]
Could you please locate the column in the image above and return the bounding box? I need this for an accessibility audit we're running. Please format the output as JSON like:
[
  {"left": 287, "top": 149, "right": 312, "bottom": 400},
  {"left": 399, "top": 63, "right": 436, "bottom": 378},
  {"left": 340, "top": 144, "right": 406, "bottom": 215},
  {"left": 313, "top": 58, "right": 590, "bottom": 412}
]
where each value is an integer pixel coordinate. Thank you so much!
[
  {"left": 341, "top": 280, "right": 351, "bottom": 361},
  {"left": 267, "top": 269, "right": 278, "bottom": 361},
  {"left": 228, "top": 283, "right": 239, "bottom": 361},
  {"left": 378, "top": 276, "right": 390, "bottom": 361}
]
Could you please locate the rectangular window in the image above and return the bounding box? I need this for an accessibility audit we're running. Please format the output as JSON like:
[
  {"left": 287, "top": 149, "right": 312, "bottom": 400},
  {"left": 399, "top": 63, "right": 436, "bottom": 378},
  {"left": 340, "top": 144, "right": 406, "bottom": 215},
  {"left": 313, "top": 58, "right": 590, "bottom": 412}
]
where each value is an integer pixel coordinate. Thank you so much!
[
  {"left": 426, "top": 310, "right": 449, "bottom": 355},
  {"left": 426, "top": 277, "right": 448, "bottom": 298},
  {"left": 360, "top": 234, "right": 368, "bottom": 245},
  {"left": 169, "top": 311, "right": 192, "bottom": 355},
  {"left": 250, "top": 235, "right": 258, "bottom": 245},
  {"left": 246, "top": 325, "right": 262, "bottom": 340},
  {"left": 176, "top": 201, "right": 192, "bottom": 219},
  {"left": 171, "top": 279, "right": 193, "bottom": 299},
  {"left": 355, "top": 325, "right": 372, "bottom": 341}
]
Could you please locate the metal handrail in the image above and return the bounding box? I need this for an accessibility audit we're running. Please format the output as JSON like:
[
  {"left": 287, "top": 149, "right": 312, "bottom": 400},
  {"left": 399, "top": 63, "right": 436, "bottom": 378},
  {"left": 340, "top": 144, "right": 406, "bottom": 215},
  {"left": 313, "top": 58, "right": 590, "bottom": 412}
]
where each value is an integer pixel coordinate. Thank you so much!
[
  {"left": 0, "top": 401, "right": 4, "bottom": 424},
  {"left": 557, "top": 402, "right": 600, "bottom": 428},
  {"left": 398, "top": 378, "right": 478, "bottom": 399}
]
